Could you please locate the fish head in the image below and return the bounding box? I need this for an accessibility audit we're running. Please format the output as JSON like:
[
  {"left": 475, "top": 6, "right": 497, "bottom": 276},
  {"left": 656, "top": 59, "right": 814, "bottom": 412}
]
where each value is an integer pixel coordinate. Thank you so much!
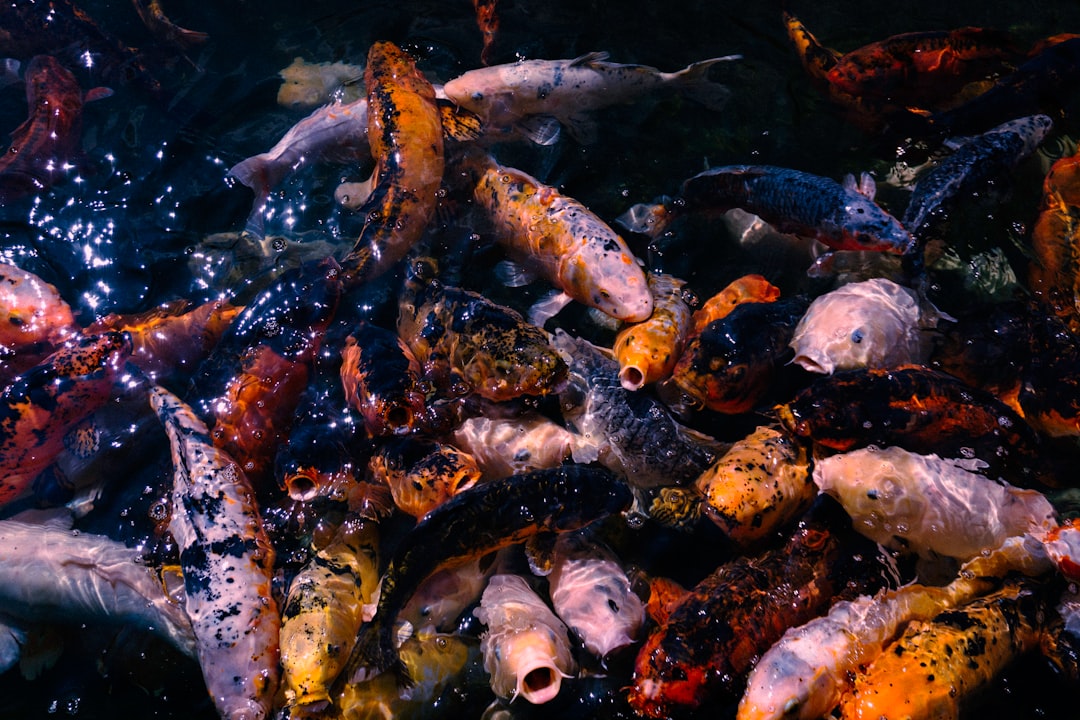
[
  {"left": 670, "top": 325, "right": 770, "bottom": 414},
  {"left": 627, "top": 631, "right": 710, "bottom": 717},
  {"left": 460, "top": 327, "right": 568, "bottom": 401},
  {"left": 831, "top": 196, "right": 914, "bottom": 254},
  {"left": 559, "top": 243, "right": 653, "bottom": 323}
]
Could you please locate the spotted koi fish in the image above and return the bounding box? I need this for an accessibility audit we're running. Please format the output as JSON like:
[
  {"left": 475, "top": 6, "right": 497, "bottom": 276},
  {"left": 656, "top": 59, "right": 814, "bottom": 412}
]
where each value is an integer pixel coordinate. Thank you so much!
[
  {"left": 339, "top": 42, "right": 445, "bottom": 288},
  {"left": 0, "top": 331, "right": 130, "bottom": 508},
  {"left": 397, "top": 261, "right": 568, "bottom": 402},
  {"left": 465, "top": 152, "right": 653, "bottom": 325},
  {"left": 619, "top": 165, "right": 914, "bottom": 255},
  {"left": 840, "top": 576, "right": 1050, "bottom": 720},
  {"left": 0, "top": 262, "right": 79, "bottom": 383},
  {"left": 612, "top": 272, "right": 691, "bottom": 390},
  {"left": 368, "top": 436, "right": 482, "bottom": 518},
  {"left": 341, "top": 464, "right": 632, "bottom": 686},
  {"left": 1030, "top": 140, "right": 1080, "bottom": 336},
  {"left": 339, "top": 320, "right": 427, "bottom": 437},
  {"left": 629, "top": 495, "right": 893, "bottom": 718},
  {"left": 149, "top": 385, "right": 279, "bottom": 720},
  {"left": 279, "top": 514, "right": 380, "bottom": 709}
]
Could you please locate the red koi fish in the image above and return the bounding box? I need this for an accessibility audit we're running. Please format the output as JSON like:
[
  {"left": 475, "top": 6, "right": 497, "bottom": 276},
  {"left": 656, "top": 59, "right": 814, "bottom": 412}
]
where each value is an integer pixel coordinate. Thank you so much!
[
  {"left": 0, "top": 331, "right": 131, "bottom": 507},
  {"left": 0, "top": 56, "right": 108, "bottom": 204}
]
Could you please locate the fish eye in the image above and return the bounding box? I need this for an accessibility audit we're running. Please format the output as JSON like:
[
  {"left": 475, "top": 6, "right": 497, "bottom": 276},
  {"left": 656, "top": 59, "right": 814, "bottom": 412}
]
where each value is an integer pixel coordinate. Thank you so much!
[{"left": 472, "top": 91, "right": 484, "bottom": 101}]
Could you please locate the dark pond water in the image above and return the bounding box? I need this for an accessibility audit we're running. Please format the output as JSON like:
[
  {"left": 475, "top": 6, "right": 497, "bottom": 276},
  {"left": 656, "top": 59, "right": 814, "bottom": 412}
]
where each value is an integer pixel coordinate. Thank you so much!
[{"left": 2, "top": 0, "right": 1080, "bottom": 717}]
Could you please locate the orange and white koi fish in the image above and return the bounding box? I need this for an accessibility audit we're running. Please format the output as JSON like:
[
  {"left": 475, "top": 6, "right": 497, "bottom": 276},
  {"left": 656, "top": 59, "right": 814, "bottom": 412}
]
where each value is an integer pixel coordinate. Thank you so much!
[
  {"left": 442, "top": 51, "right": 739, "bottom": 144},
  {"left": 613, "top": 272, "right": 692, "bottom": 390},
  {"left": 0, "top": 332, "right": 130, "bottom": 508},
  {"left": 450, "top": 406, "right": 578, "bottom": 480},
  {"left": 474, "top": 573, "right": 577, "bottom": 704},
  {"left": 737, "top": 533, "right": 1053, "bottom": 720},
  {"left": 149, "top": 385, "right": 279, "bottom": 720},
  {"left": 465, "top": 152, "right": 653, "bottom": 325},
  {"left": 339, "top": 42, "right": 445, "bottom": 288}
]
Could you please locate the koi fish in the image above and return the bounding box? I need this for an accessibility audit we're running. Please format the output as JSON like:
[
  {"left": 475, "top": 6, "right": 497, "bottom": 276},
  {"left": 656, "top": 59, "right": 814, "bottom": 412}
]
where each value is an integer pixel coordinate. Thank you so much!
[
  {"left": 776, "top": 365, "right": 1050, "bottom": 488},
  {"left": 840, "top": 576, "right": 1049, "bottom": 720},
  {"left": 547, "top": 531, "right": 645, "bottom": 661},
  {"left": 0, "top": 262, "right": 79, "bottom": 382},
  {"left": 276, "top": 57, "right": 365, "bottom": 109},
  {"left": 339, "top": 42, "right": 445, "bottom": 288},
  {"left": 333, "top": 632, "right": 480, "bottom": 719},
  {"left": 464, "top": 152, "right": 653, "bottom": 325},
  {"left": 902, "top": 114, "right": 1052, "bottom": 245},
  {"left": 665, "top": 295, "right": 811, "bottom": 414},
  {"left": 789, "top": 278, "right": 944, "bottom": 374},
  {"left": 613, "top": 272, "right": 692, "bottom": 390},
  {"left": 1030, "top": 139, "right": 1080, "bottom": 335},
  {"left": 0, "top": 515, "right": 195, "bottom": 659},
  {"left": 449, "top": 406, "right": 578, "bottom": 480},
  {"left": 368, "top": 436, "right": 482, "bottom": 519},
  {"left": 694, "top": 425, "right": 815, "bottom": 546},
  {"left": 442, "top": 51, "right": 739, "bottom": 144},
  {"left": 0, "top": 331, "right": 131, "bottom": 508},
  {"left": 737, "top": 533, "right": 1053, "bottom": 720},
  {"left": 397, "top": 263, "right": 568, "bottom": 402},
  {"left": 475, "top": 573, "right": 577, "bottom": 704},
  {"left": 341, "top": 464, "right": 632, "bottom": 685},
  {"left": 814, "top": 445, "right": 1057, "bottom": 560},
  {"left": 228, "top": 98, "right": 371, "bottom": 231},
  {"left": 825, "top": 26, "right": 1022, "bottom": 107},
  {"left": 131, "top": 0, "right": 209, "bottom": 50},
  {"left": 149, "top": 385, "right": 279, "bottom": 720},
  {"left": 629, "top": 495, "right": 894, "bottom": 718},
  {"left": 618, "top": 165, "right": 914, "bottom": 255},
  {"left": 0, "top": 56, "right": 104, "bottom": 204},
  {"left": 279, "top": 514, "right": 380, "bottom": 709},
  {"left": 339, "top": 320, "right": 426, "bottom": 437},
  {"left": 689, "top": 273, "right": 781, "bottom": 336},
  {"left": 86, "top": 299, "right": 241, "bottom": 384},
  {"left": 473, "top": 0, "right": 500, "bottom": 65},
  {"left": 399, "top": 550, "right": 505, "bottom": 634},
  {"left": 192, "top": 259, "right": 341, "bottom": 487},
  {"left": 552, "top": 329, "right": 723, "bottom": 488}
]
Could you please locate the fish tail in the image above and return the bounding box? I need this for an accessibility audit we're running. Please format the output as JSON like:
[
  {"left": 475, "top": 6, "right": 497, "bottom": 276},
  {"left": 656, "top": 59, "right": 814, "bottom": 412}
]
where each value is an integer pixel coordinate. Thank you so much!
[{"left": 672, "top": 55, "right": 741, "bottom": 112}]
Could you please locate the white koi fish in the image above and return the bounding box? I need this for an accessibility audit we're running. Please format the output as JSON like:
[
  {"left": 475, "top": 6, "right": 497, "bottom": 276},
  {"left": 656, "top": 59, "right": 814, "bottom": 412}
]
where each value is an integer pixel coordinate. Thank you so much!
[
  {"left": 474, "top": 573, "right": 577, "bottom": 704},
  {"left": 442, "top": 51, "right": 739, "bottom": 144},
  {"left": 0, "top": 515, "right": 195, "bottom": 661},
  {"left": 149, "top": 385, "right": 279, "bottom": 720}
]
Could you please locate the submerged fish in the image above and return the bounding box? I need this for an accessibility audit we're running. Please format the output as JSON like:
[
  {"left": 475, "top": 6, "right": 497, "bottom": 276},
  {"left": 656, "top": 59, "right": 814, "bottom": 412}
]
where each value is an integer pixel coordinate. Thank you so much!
[
  {"left": 475, "top": 573, "right": 577, "bottom": 704},
  {"left": 276, "top": 57, "right": 365, "bottom": 109},
  {"left": 619, "top": 165, "right": 914, "bottom": 255},
  {"left": 150, "top": 386, "right": 280, "bottom": 720},
  {"left": 341, "top": 464, "right": 632, "bottom": 685},
  {"left": 0, "top": 515, "right": 194, "bottom": 659},
  {"left": 442, "top": 51, "right": 738, "bottom": 144}
]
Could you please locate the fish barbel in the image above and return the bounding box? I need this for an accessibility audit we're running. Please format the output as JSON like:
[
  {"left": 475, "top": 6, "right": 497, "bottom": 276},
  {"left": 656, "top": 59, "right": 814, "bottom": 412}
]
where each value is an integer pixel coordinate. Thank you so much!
[
  {"left": 442, "top": 51, "right": 739, "bottom": 144},
  {"left": 340, "top": 464, "right": 632, "bottom": 685},
  {"left": 618, "top": 165, "right": 914, "bottom": 255},
  {"left": 465, "top": 152, "right": 653, "bottom": 324},
  {"left": 149, "top": 386, "right": 280, "bottom": 720},
  {"left": 340, "top": 42, "right": 445, "bottom": 288}
]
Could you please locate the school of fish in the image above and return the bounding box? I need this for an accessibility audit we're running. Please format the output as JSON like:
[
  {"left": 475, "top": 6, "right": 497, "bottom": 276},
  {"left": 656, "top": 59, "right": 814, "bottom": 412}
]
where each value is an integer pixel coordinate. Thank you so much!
[{"left": 4, "top": 3, "right": 1080, "bottom": 720}]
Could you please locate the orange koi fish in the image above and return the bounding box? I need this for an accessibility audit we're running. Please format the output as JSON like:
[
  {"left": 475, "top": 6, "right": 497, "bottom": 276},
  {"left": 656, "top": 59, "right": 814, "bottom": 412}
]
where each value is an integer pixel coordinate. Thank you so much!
[
  {"left": 86, "top": 299, "right": 240, "bottom": 384},
  {"left": 689, "top": 273, "right": 780, "bottom": 336},
  {"left": 0, "top": 332, "right": 130, "bottom": 507},
  {"left": 612, "top": 272, "right": 692, "bottom": 390},
  {"left": 841, "top": 577, "right": 1049, "bottom": 720},
  {"left": 1030, "top": 143, "right": 1080, "bottom": 335},
  {"left": 340, "top": 42, "right": 445, "bottom": 288},
  {"left": 0, "top": 262, "right": 79, "bottom": 383},
  {"left": 339, "top": 320, "right": 426, "bottom": 437},
  {"left": 150, "top": 386, "right": 279, "bottom": 720},
  {"left": 465, "top": 152, "right": 653, "bottom": 326},
  {"left": 0, "top": 56, "right": 105, "bottom": 204},
  {"left": 368, "top": 436, "right": 482, "bottom": 518},
  {"left": 473, "top": 0, "right": 500, "bottom": 65}
]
